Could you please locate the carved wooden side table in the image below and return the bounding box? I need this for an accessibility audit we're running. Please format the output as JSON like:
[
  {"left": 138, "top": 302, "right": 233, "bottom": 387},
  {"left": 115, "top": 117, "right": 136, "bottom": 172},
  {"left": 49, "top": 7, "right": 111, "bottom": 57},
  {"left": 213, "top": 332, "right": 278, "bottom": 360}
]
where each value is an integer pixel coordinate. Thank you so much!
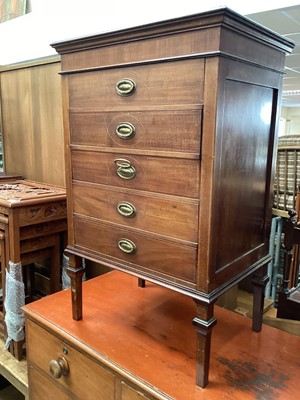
[{"left": 0, "top": 179, "right": 67, "bottom": 359}]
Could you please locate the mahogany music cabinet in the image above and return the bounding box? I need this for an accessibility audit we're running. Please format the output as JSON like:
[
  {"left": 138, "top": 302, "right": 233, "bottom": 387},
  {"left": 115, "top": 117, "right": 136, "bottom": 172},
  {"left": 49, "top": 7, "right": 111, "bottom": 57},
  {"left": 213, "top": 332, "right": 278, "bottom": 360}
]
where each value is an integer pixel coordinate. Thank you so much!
[{"left": 52, "top": 8, "right": 294, "bottom": 387}]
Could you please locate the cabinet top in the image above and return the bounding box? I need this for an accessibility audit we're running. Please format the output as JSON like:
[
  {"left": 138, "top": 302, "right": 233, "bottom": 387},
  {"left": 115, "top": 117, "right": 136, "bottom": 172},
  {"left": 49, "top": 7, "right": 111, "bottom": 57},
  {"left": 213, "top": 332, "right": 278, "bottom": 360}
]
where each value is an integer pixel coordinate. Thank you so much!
[{"left": 51, "top": 7, "right": 294, "bottom": 55}]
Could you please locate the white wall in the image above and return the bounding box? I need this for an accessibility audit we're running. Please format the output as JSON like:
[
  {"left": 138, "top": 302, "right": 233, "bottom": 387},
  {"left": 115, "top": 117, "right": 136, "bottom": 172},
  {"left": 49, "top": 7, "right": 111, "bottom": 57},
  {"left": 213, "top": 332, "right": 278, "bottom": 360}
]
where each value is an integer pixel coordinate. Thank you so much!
[
  {"left": 0, "top": 0, "right": 299, "bottom": 65},
  {"left": 281, "top": 107, "right": 300, "bottom": 135}
]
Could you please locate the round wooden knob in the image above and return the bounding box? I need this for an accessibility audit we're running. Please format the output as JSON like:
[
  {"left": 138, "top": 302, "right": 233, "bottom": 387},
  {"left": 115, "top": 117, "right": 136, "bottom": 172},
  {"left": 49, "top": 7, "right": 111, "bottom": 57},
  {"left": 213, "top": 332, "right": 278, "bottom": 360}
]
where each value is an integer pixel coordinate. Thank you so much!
[{"left": 49, "top": 356, "right": 69, "bottom": 379}]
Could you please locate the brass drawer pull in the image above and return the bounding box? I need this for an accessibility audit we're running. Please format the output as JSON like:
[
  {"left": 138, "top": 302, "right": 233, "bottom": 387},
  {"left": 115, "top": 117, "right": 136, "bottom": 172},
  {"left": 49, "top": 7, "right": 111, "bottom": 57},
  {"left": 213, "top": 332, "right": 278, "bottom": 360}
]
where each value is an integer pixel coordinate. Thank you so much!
[
  {"left": 49, "top": 356, "right": 69, "bottom": 379},
  {"left": 117, "top": 201, "right": 136, "bottom": 218},
  {"left": 118, "top": 238, "right": 136, "bottom": 254},
  {"left": 114, "top": 158, "right": 136, "bottom": 180},
  {"left": 116, "top": 122, "right": 136, "bottom": 140},
  {"left": 116, "top": 78, "right": 136, "bottom": 96}
]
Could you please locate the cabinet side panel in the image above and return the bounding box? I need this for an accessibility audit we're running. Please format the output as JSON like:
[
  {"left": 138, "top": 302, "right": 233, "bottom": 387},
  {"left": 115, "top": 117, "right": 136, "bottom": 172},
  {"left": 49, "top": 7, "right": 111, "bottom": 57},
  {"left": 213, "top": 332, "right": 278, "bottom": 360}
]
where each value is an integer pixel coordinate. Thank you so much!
[{"left": 215, "top": 79, "right": 275, "bottom": 274}]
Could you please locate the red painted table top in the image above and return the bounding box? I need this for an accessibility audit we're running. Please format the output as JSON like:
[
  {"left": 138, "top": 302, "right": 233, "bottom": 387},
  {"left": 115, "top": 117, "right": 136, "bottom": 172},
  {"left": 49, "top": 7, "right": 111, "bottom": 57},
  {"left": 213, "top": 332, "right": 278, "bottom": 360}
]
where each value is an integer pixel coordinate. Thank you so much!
[{"left": 24, "top": 271, "right": 300, "bottom": 400}]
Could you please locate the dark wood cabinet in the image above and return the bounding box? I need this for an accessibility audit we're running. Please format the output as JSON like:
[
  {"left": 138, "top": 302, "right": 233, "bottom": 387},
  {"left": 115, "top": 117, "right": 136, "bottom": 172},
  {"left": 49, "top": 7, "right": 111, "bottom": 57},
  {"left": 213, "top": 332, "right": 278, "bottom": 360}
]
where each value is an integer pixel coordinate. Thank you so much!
[{"left": 52, "top": 7, "right": 294, "bottom": 387}]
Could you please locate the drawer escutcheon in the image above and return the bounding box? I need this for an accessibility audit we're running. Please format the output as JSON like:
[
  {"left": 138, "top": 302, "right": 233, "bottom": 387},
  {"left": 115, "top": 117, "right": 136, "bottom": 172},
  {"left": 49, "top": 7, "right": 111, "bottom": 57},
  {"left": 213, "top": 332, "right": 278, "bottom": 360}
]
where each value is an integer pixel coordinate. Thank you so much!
[
  {"left": 114, "top": 158, "right": 136, "bottom": 180},
  {"left": 116, "top": 122, "right": 136, "bottom": 140},
  {"left": 118, "top": 238, "right": 136, "bottom": 254},
  {"left": 117, "top": 201, "right": 136, "bottom": 218},
  {"left": 116, "top": 78, "right": 136, "bottom": 96}
]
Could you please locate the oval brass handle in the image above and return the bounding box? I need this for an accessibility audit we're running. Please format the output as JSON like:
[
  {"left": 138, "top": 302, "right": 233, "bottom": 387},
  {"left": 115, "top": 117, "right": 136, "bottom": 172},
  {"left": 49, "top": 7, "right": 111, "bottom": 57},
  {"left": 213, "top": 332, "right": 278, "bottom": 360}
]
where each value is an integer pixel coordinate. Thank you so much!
[
  {"left": 117, "top": 201, "right": 136, "bottom": 218},
  {"left": 116, "top": 78, "right": 136, "bottom": 96},
  {"left": 118, "top": 238, "right": 136, "bottom": 254},
  {"left": 49, "top": 356, "right": 69, "bottom": 379},
  {"left": 114, "top": 158, "right": 136, "bottom": 180},
  {"left": 116, "top": 122, "right": 136, "bottom": 140}
]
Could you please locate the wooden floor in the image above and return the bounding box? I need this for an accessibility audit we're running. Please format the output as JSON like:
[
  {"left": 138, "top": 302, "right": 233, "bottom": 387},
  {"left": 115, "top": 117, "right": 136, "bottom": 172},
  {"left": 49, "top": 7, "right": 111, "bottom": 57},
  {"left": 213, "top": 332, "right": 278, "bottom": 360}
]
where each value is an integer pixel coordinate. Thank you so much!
[
  {"left": 24, "top": 271, "right": 300, "bottom": 400},
  {"left": 0, "top": 335, "right": 28, "bottom": 399}
]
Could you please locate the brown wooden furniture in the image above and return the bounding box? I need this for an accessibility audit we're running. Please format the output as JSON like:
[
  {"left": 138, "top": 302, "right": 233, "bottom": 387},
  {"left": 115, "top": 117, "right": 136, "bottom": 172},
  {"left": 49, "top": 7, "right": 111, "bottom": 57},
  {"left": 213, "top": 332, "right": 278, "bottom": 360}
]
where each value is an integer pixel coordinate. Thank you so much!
[
  {"left": 52, "top": 8, "right": 294, "bottom": 387},
  {"left": 0, "top": 57, "right": 65, "bottom": 186},
  {"left": 277, "top": 211, "right": 300, "bottom": 320},
  {"left": 0, "top": 175, "right": 23, "bottom": 180},
  {"left": 23, "top": 271, "right": 300, "bottom": 399},
  {"left": 0, "top": 179, "right": 67, "bottom": 359}
]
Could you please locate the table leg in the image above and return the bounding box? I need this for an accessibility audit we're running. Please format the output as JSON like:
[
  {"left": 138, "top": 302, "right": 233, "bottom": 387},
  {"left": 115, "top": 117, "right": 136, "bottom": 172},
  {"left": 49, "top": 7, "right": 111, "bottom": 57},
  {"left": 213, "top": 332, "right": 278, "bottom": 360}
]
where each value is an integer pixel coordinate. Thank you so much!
[
  {"left": 67, "top": 254, "right": 85, "bottom": 321},
  {"left": 192, "top": 300, "right": 217, "bottom": 388},
  {"left": 49, "top": 236, "right": 61, "bottom": 294},
  {"left": 138, "top": 278, "right": 145, "bottom": 288},
  {"left": 10, "top": 338, "right": 25, "bottom": 361},
  {"left": 252, "top": 263, "right": 269, "bottom": 332}
]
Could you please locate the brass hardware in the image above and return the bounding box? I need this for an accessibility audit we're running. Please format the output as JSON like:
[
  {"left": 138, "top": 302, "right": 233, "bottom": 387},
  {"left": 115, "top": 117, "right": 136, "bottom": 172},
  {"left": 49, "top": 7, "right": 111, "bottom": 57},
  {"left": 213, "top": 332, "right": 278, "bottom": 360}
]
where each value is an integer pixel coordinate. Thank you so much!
[
  {"left": 116, "top": 122, "right": 136, "bottom": 140},
  {"left": 116, "top": 78, "right": 136, "bottom": 96},
  {"left": 49, "top": 356, "right": 69, "bottom": 379},
  {"left": 114, "top": 158, "right": 136, "bottom": 180},
  {"left": 117, "top": 201, "right": 136, "bottom": 218},
  {"left": 118, "top": 238, "right": 136, "bottom": 254}
]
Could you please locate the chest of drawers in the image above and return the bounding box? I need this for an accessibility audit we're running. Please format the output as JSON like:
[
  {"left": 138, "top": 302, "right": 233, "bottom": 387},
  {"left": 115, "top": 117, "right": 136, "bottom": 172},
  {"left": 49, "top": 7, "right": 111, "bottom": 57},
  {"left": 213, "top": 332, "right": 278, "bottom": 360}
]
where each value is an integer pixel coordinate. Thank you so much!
[
  {"left": 52, "top": 8, "right": 294, "bottom": 387},
  {"left": 23, "top": 271, "right": 300, "bottom": 400}
]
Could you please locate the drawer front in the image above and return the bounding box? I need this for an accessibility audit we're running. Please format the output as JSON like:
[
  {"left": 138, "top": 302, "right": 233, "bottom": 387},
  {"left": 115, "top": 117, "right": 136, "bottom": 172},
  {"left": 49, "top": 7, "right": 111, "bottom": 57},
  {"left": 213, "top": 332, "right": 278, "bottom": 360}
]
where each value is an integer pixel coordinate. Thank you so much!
[
  {"left": 122, "top": 382, "right": 152, "bottom": 400},
  {"left": 71, "top": 150, "right": 199, "bottom": 198},
  {"left": 68, "top": 59, "right": 204, "bottom": 110},
  {"left": 72, "top": 182, "right": 198, "bottom": 242},
  {"left": 70, "top": 110, "right": 201, "bottom": 154},
  {"left": 26, "top": 319, "right": 115, "bottom": 400},
  {"left": 29, "top": 367, "right": 71, "bottom": 400},
  {"left": 74, "top": 216, "right": 197, "bottom": 283}
]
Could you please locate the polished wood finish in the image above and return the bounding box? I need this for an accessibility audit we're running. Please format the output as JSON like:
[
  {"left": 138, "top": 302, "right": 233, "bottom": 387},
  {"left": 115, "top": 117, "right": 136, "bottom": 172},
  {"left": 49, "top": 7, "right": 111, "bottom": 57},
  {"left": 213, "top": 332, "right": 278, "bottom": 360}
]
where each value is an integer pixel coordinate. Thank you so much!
[
  {"left": 0, "top": 179, "right": 67, "bottom": 359},
  {"left": 0, "top": 58, "right": 65, "bottom": 186},
  {"left": 72, "top": 182, "right": 198, "bottom": 241},
  {"left": 23, "top": 271, "right": 300, "bottom": 399},
  {"left": 71, "top": 150, "right": 200, "bottom": 196},
  {"left": 70, "top": 110, "right": 201, "bottom": 153},
  {"left": 52, "top": 8, "right": 294, "bottom": 387},
  {"left": 68, "top": 59, "right": 204, "bottom": 109}
]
